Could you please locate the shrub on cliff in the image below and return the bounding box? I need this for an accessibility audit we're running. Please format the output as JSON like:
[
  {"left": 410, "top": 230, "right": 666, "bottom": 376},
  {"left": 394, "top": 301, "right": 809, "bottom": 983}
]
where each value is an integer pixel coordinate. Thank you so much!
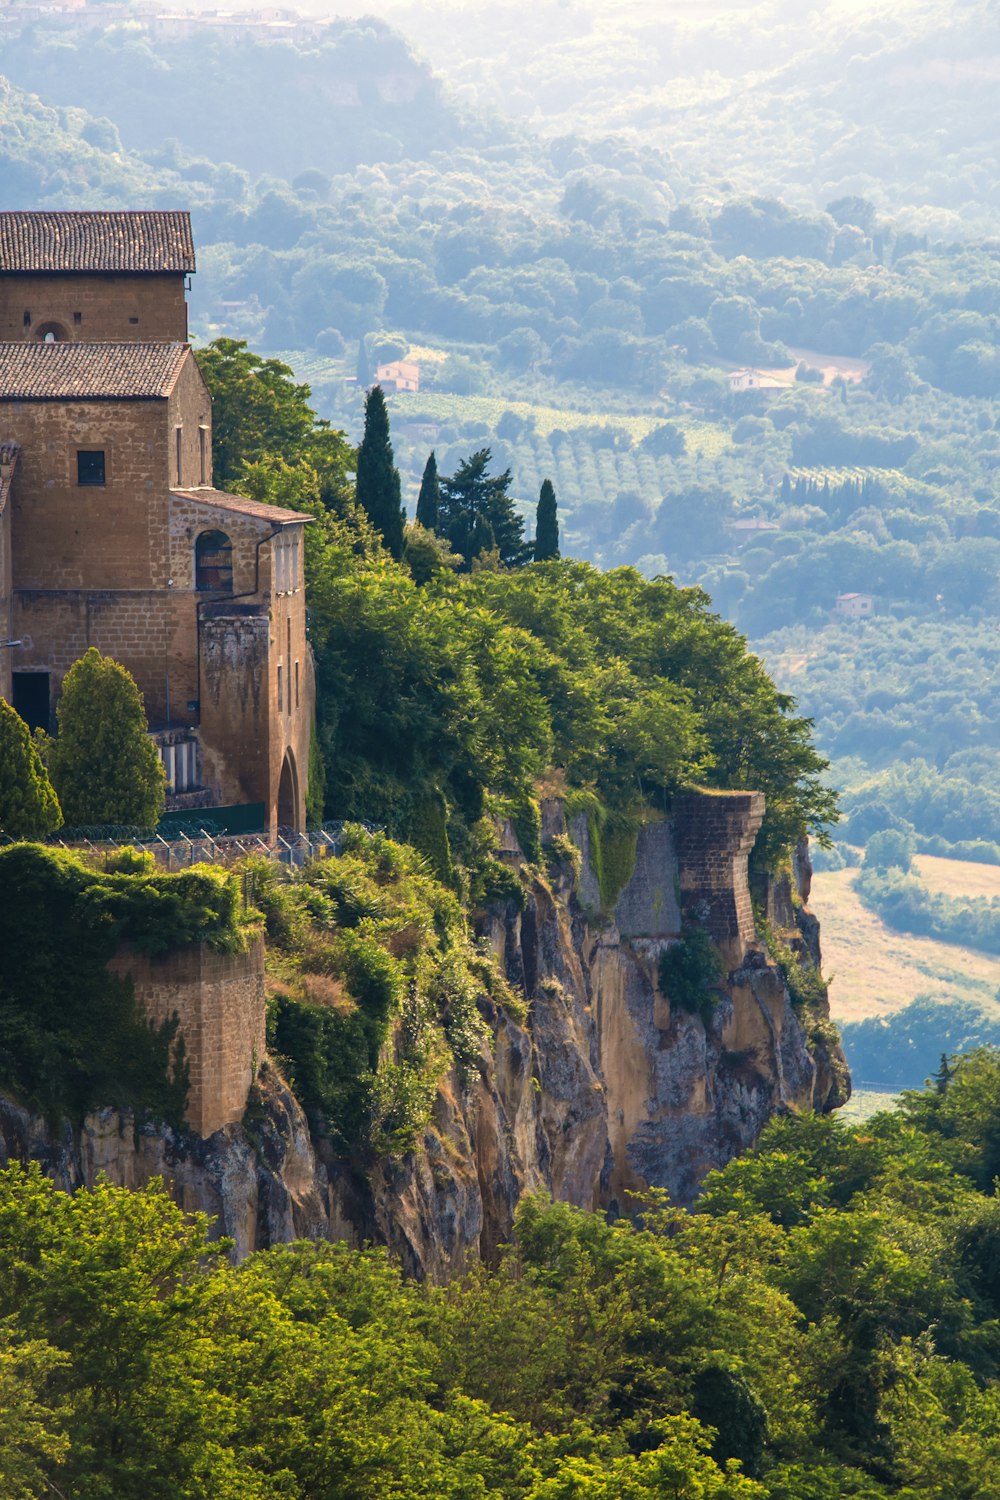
[
  {"left": 0, "top": 698, "right": 61, "bottom": 839},
  {"left": 47, "top": 649, "right": 165, "bottom": 831},
  {"left": 659, "top": 929, "right": 725, "bottom": 1025},
  {"left": 264, "top": 827, "right": 509, "bottom": 1155}
]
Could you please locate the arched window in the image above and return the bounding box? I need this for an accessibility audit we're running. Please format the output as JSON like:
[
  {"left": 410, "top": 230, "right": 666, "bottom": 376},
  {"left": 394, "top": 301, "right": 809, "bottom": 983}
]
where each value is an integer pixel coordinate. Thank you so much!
[
  {"left": 195, "top": 530, "right": 233, "bottom": 593},
  {"left": 36, "top": 322, "right": 69, "bottom": 343}
]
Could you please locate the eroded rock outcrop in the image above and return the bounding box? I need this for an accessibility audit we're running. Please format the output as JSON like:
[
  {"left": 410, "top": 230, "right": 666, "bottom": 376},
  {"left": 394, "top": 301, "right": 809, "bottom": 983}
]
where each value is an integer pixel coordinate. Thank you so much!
[{"left": 0, "top": 791, "right": 848, "bottom": 1274}]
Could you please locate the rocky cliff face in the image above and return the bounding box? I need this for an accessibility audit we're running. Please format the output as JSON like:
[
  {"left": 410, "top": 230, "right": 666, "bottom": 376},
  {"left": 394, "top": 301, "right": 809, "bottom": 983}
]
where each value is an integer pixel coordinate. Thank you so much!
[{"left": 0, "top": 794, "right": 848, "bottom": 1276}]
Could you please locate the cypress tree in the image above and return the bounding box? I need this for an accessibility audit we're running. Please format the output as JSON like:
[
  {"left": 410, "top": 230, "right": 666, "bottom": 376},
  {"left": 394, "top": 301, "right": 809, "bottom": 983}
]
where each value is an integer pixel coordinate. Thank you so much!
[
  {"left": 356, "top": 385, "right": 405, "bottom": 560},
  {"left": 49, "top": 649, "right": 165, "bottom": 829},
  {"left": 416, "top": 451, "right": 440, "bottom": 531},
  {"left": 0, "top": 698, "right": 62, "bottom": 838},
  {"left": 534, "top": 478, "right": 560, "bottom": 561}
]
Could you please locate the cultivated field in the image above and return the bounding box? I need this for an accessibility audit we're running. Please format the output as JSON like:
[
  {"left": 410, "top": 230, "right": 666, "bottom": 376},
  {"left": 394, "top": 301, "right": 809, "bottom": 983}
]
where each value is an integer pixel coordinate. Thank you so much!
[
  {"left": 914, "top": 853, "right": 1000, "bottom": 902},
  {"left": 810, "top": 868, "right": 1000, "bottom": 1024}
]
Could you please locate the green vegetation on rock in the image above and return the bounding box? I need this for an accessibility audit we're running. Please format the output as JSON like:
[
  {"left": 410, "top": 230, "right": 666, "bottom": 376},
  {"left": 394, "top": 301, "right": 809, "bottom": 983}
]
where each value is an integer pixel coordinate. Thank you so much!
[{"left": 0, "top": 843, "right": 252, "bottom": 1123}]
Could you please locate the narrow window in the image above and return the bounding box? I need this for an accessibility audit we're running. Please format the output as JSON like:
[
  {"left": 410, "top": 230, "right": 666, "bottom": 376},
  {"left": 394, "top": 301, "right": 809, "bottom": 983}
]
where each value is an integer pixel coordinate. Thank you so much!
[
  {"left": 287, "top": 621, "right": 292, "bottom": 714},
  {"left": 277, "top": 665, "right": 283, "bottom": 714},
  {"left": 295, "top": 660, "right": 300, "bottom": 709},
  {"left": 77, "top": 450, "right": 106, "bottom": 486},
  {"left": 175, "top": 426, "right": 183, "bottom": 486},
  {"left": 195, "top": 530, "right": 233, "bottom": 592},
  {"left": 73, "top": 311, "right": 82, "bottom": 325},
  {"left": 198, "top": 426, "right": 208, "bottom": 485},
  {"left": 23, "top": 310, "right": 31, "bottom": 327}
]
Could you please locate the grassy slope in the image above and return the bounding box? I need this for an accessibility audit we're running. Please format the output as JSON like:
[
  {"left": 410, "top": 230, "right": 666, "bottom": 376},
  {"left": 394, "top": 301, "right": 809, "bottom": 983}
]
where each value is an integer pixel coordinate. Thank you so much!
[{"left": 811, "top": 867, "right": 1000, "bottom": 1025}]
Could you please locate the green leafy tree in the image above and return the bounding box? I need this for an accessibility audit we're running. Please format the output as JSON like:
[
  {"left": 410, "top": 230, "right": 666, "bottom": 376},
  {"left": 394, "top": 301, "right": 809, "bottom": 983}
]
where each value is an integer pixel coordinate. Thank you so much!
[
  {"left": 416, "top": 450, "right": 441, "bottom": 530},
  {"left": 534, "top": 478, "right": 560, "bottom": 562},
  {"left": 439, "top": 448, "right": 530, "bottom": 570},
  {"left": 195, "top": 337, "right": 352, "bottom": 506},
  {"left": 48, "top": 649, "right": 164, "bottom": 829},
  {"left": 0, "top": 699, "right": 61, "bottom": 838},
  {"left": 356, "top": 384, "right": 405, "bottom": 560}
]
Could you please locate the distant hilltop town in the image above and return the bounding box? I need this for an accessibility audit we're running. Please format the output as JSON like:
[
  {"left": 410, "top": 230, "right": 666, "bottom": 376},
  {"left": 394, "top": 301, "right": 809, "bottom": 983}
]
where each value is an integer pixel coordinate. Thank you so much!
[{"left": 0, "top": 1, "right": 331, "bottom": 44}]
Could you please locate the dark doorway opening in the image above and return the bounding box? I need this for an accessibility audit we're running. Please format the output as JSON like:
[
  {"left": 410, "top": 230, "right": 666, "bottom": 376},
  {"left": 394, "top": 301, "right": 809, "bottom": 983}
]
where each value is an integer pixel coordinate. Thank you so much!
[
  {"left": 12, "top": 672, "right": 50, "bottom": 733},
  {"left": 277, "top": 749, "right": 299, "bottom": 832}
]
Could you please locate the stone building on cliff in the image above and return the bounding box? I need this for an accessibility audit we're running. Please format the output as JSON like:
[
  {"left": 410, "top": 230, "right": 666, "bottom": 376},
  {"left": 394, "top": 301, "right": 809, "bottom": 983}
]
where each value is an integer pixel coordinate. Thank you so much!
[{"left": 0, "top": 210, "right": 313, "bottom": 832}]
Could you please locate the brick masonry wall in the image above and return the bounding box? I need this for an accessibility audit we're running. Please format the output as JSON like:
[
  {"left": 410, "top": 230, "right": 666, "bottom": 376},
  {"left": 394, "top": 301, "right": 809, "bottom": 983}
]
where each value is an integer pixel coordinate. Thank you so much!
[
  {"left": 6, "top": 397, "right": 166, "bottom": 591},
  {"left": 0, "top": 496, "right": 10, "bottom": 703},
  {"left": 0, "top": 273, "right": 188, "bottom": 343},
  {"left": 672, "top": 789, "right": 766, "bottom": 970},
  {"left": 167, "top": 357, "right": 213, "bottom": 489},
  {"left": 108, "top": 936, "right": 266, "bottom": 1138}
]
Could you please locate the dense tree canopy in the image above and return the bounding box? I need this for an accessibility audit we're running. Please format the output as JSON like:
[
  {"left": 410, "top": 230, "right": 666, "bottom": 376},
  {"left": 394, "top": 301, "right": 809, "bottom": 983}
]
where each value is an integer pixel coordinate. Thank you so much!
[{"left": 6, "top": 1050, "right": 1000, "bottom": 1494}]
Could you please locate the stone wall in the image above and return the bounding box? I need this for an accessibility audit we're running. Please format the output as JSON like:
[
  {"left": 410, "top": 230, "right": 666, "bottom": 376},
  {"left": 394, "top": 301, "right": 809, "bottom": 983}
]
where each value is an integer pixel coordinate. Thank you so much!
[
  {"left": 672, "top": 789, "right": 766, "bottom": 969},
  {"left": 108, "top": 937, "right": 266, "bottom": 1138},
  {"left": 0, "top": 272, "right": 188, "bottom": 343}
]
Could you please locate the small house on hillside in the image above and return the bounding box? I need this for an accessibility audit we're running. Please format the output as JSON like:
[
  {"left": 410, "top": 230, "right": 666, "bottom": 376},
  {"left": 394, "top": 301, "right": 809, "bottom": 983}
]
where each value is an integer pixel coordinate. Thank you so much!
[
  {"left": 728, "top": 369, "right": 784, "bottom": 393},
  {"left": 376, "top": 360, "right": 420, "bottom": 394},
  {"left": 833, "top": 592, "right": 874, "bottom": 619},
  {"left": 730, "top": 517, "right": 780, "bottom": 538}
]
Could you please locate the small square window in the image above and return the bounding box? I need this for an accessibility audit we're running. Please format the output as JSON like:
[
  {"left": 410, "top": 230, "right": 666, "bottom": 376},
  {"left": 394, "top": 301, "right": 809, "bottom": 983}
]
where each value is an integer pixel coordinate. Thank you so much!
[
  {"left": 73, "top": 311, "right": 82, "bottom": 324},
  {"left": 129, "top": 316, "right": 140, "bottom": 325},
  {"left": 77, "top": 450, "right": 106, "bottom": 486}
]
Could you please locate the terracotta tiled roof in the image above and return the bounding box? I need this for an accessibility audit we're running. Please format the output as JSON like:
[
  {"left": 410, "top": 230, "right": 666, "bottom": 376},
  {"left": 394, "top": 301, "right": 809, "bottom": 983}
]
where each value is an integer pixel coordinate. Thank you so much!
[
  {"left": 0, "top": 211, "right": 195, "bottom": 274},
  {"left": 171, "top": 488, "right": 314, "bottom": 526},
  {"left": 0, "top": 342, "right": 189, "bottom": 400}
]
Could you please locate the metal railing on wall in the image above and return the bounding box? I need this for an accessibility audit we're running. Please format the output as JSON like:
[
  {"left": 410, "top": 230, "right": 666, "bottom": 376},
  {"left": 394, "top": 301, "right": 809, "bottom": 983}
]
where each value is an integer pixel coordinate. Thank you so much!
[{"left": 0, "top": 821, "right": 382, "bottom": 872}]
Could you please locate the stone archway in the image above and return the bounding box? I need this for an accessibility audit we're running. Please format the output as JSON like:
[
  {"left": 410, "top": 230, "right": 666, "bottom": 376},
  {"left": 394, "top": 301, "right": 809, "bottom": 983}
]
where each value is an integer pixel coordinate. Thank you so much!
[{"left": 277, "top": 748, "right": 299, "bottom": 833}]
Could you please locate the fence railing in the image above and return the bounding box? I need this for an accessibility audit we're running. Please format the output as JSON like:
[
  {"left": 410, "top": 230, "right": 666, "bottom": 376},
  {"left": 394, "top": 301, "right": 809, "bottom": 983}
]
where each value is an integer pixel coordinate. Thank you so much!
[{"left": 0, "top": 821, "right": 381, "bottom": 871}]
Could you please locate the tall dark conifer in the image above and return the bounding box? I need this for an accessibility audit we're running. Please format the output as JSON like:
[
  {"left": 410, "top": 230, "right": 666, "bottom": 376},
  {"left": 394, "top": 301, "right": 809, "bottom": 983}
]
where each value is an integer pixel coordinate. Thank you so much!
[
  {"left": 356, "top": 385, "right": 405, "bottom": 560},
  {"left": 416, "top": 451, "right": 440, "bottom": 531},
  {"left": 534, "top": 478, "right": 560, "bottom": 561}
]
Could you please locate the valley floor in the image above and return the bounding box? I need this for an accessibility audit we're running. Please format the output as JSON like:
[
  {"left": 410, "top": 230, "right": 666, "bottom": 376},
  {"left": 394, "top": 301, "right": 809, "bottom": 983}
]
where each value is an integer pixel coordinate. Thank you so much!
[{"left": 812, "top": 863, "right": 1000, "bottom": 1024}]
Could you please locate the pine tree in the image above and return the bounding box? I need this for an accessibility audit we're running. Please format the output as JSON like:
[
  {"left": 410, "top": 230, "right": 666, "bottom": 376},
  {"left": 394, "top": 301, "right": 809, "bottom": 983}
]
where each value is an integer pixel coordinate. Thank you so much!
[
  {"left": 438, "top": 448, "right": 529, "bottom": 570},
  {"left": 49, "top": 649, "right": 165, "bottom": 829},
  {"left": 534, "top": 478, "right": 560, "bottom": 561},
  {"left": 415, "top": 451, "right": 440, "bottom": 531},
  {"left": 356, "top": 385, "right": 405, "bottom": 560},
  {"left": 0, "top": 698, "right": 62, "bottom": 838}
]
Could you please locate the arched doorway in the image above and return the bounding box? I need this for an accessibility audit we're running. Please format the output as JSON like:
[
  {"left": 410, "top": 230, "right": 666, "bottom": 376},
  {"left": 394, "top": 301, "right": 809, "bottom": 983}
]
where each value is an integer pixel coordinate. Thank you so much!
[{"left": 277, "top": 749, "right": 299, "bottom": 833}]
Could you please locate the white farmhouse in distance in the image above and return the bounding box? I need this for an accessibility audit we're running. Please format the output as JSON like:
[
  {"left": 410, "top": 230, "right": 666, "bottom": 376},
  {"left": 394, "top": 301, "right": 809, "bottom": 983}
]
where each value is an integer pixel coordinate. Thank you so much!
[
  {"left": 728, "top": 368, "right": 785, "bottom": 392},
  {"left": 833, "top": 592, "right": 875, "bottom": 619}
]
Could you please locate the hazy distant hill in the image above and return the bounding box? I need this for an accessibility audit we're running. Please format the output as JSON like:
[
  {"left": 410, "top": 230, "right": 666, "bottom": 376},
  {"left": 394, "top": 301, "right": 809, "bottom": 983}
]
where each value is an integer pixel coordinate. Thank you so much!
[
  {"left": 0, "top": 13, "right": 486, "bottom": 179},
  {"left": 363, "top": 0, "right": 1000, "bottom": 237}
]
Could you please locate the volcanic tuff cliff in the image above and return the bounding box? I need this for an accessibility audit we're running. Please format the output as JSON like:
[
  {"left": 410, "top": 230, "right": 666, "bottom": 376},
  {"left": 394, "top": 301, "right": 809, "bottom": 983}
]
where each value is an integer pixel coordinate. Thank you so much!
[{"left": 0, "top": 792, "right": 847, "bottom": 1273}]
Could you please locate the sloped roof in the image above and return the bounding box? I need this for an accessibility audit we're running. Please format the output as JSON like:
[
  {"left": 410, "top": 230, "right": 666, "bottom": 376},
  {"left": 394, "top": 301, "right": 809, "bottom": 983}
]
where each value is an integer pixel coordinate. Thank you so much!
[
  {"left": 171, "top": 488, "right": 314, "bottom": 526},
  {"left": 0, "top": 211, "right": 195, "bottom": 274},
  {"left": 0, "top": 342, "right": 190, "bottom": 400}
]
